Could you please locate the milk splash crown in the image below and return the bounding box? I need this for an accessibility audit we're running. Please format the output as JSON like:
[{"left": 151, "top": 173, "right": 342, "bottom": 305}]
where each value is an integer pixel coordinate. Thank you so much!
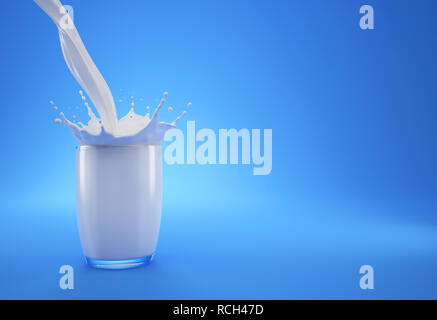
[{"left": 35, "top": 0, "right": 188, "bottom": 145}]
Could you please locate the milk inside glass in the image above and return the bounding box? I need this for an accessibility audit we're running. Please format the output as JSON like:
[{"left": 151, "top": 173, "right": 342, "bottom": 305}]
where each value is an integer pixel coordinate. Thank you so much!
[
  {"left": 77, "top": 145, "right": 162, "bottom": 268},
  {"left": 35, "top": 0, "right": 189, "bottom": 269}
]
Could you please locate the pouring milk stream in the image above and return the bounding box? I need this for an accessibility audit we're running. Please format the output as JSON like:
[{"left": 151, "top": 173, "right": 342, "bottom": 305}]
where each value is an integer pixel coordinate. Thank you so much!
[{"left": 34, "top": 0, "right": 189, "bottom": 145}]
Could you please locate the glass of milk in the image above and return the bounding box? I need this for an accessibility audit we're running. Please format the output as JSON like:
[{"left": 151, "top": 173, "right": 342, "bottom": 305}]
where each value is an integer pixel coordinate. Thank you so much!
[{"left": 76, "top": 144, "right": 162, "bottom": 269}]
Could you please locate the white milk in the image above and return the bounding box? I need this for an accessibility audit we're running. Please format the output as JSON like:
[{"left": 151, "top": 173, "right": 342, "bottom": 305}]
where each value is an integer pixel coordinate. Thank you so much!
[
  {"left": 35, "top": 0, "right": 188, "bottom": 145},
  {"left": 34, "top": 0, "right": 118, "bottom": 134},
  {"left": 35, "top": 0, "right": 190, "bottom": 268},
  {"left": 76, "top": 145, "right": 162, "bottom": 262}
]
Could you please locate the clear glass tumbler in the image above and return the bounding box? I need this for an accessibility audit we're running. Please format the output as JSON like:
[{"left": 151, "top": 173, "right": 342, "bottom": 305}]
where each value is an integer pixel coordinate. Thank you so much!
[{"left": 76, "top": 144, "right": 162, "bottom": 270}]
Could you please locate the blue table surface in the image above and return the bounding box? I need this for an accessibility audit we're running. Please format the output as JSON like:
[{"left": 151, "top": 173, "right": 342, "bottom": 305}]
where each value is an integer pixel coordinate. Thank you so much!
[{"left": 1, "top": 196, "right": 436, "bottom": 300}]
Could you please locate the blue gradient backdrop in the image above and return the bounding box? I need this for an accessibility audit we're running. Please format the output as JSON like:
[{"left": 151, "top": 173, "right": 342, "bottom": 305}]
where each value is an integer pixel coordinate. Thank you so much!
[{"left": 0, "top": 0, "right": 436, "bottom": 299}]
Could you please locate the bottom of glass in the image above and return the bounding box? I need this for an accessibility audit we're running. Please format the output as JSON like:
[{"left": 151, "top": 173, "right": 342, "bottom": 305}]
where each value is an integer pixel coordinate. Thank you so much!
[{"left": 86, "top": 254, "right": 154, "bottom": 270}]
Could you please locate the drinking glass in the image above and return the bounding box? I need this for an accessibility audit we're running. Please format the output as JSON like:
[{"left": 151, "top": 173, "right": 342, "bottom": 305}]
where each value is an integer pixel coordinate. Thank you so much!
[{"left": 76, "top": 144, "right": 162, "bottom": 269}]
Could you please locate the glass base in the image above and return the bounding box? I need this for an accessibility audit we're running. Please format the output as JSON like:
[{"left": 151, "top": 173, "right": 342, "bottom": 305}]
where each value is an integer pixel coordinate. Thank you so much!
[{"left": 86, "top": 254, "right": 154, "bottom": 270}]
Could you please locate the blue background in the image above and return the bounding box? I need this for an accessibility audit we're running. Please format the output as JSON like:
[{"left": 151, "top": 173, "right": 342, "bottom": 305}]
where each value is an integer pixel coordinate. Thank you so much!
[{"left": 0, "top": 0, "right": 436, "bottom": 299}]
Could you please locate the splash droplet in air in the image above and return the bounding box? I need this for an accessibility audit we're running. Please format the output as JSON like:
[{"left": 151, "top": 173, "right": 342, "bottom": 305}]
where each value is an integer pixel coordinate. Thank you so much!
[{"left": 172, "top": 111, "right": 187, "bottom": 126}]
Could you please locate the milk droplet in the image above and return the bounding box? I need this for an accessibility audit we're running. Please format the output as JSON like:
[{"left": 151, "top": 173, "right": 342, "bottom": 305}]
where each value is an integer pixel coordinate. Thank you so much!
[
  {"left": 79, "top": 90, "right": 83, "bottom": 95},
  {"left": 131, "top": 101, "right": 135, "bottom": 107},
  {"left": 146, "top": 106, "right": 150, "bottom": 110},
  {"left": 55, "top": 118, "right": 62, "bottom": 124},
  {"left": 82, "top": 96, "right": 86, "bottom": 101},
  {"left": 172, "top": 111, "right": 187, "bottom": 126},
  {"left": 50, "top": 101, "right": 54, "bottom": 105},
  {"left": 187, "top": 102, "right": 192, "bottom": 107},
  {"left": 164, "top": 92, "right": 169, "bottom": 97},
  {"left": 54, "top": 106, "right": 59, "bottom": 111},
  {"left": 119, "top": 99, "right": 123, "bottom": 103},
  {"left": 168, "top": 107, "right": 174, "bottom": 112}
]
